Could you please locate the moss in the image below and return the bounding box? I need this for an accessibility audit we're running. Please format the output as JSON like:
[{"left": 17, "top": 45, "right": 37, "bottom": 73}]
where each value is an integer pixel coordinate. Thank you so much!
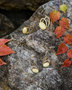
[{"left": 0, "top": 81, "right": 10, "bottom": 90}]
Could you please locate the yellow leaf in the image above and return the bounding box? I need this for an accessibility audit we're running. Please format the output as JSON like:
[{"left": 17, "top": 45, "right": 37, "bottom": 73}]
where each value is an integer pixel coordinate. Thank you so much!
[{"left": 60, "top": 4, "right": 67, "bottom": 13}]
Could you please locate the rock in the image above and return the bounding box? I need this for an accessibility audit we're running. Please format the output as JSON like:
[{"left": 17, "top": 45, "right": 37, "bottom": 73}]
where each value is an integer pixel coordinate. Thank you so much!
[
  {"left": 0, "top": 10, "right": 34, "bottom": 29},
  {"left": 0, "top": 81, "right": 11, "bottom": 90},
  {"left": 0, "top": 0, "right": 51, "bottom": 11},
  {"left": 5, "top": 30, "right": 62, "bottom": 90},
  {"left": 1, "top": 0, "right": 72, "bottom": 90},
  {"left": 0, "top": 13, "right": 15, "bottom": 37}
]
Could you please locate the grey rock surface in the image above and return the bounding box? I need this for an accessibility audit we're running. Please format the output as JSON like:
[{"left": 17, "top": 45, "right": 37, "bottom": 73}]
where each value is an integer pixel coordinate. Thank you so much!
[
  {"left": 0, "top": 0, "right": 72, "bottom": 90},
  {"left": 0, "top": 0, "right": 51, "bottom": 11}
]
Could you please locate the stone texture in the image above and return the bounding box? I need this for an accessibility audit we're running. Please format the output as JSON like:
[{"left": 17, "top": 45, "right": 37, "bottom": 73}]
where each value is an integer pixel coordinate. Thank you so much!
[
  {"left": 0, "top": 0, "right": 72, "bottom": 90},
  {"left": 0, "top": 81, "right": 11, "bottom": 90},
  {"left": 0, "top": 0, "right": 51, "bottom": 11}
]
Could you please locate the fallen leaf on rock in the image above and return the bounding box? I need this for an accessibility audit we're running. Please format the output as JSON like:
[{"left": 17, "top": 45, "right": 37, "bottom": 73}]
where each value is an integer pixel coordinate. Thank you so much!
[
  {"left": 67, "top": 49, "right": 72, "bottom": 58},
  {"left": 55, "top": 26, "right": 65, "bottom": 38},
  {"left": 59, "top": 18, "right": 69, "bottom": 29},
  {"left": 49, "top": 10, "right": 60, "bottom": 23},
  {"left": 62, "top": 59, "right": 71, "bottom": 67},
  {"left": 64, "top": 34, "right": 72, "bottom": 44},
  {"left": 0, "top": 58, "right": 6, "bottom": 66},
  {"left": 0, "top": 39, "right": 15, "bottom": 66},
  {"left": 60, "top": 4, "right": 67, "bottom": 13},
  {"left": 0, "top": 44, "right": 15, "bottom": 56},
  {"left": 56, "top": 43, "right": 68, "bottom": 55},
  {"left": 0, "top": 39, "right": 11, "bottom": 45}
]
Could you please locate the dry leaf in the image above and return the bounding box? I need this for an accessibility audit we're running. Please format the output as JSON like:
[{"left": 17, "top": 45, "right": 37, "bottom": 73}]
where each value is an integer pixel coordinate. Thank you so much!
[
  {"left": 64, "top": 34, "right": 72, "bottom": 44},
  {"left": 0, "top": 39, "right": 15, "bottom": 66},
  {"left": 0, "top": 58, "right": 6, "bottom": 66},
  {"left": 0, "top": 39, "right": 11, "bottom": 45},
  {"left": 49, "top": 10, "right": 60, "bottom": 23},
  {"left": 0, "top": 44, "right": 15, "bottom": 56},
  {"left": 59, "top": 18, "right": 69, "bottom": 29},
  {"left": 67, "top": 49, "right": 72, "bottom": 58},
  {"left": 56, "top": 43, "right": 68, "bottom": 55},
  {"left": 55, "top": 26, "right": 65, "bottom": 38},
  {"left": 62, "top": 59, "right": 71, "bottom": 67}
]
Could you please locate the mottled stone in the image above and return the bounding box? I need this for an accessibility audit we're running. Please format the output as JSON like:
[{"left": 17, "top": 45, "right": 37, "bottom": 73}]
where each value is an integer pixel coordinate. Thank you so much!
[
  {"left": 1, "top": 0, "right": 72, "bottom": 90},
  {"left": 0, "top": 81, "right": 11, "bottom": 90}
]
